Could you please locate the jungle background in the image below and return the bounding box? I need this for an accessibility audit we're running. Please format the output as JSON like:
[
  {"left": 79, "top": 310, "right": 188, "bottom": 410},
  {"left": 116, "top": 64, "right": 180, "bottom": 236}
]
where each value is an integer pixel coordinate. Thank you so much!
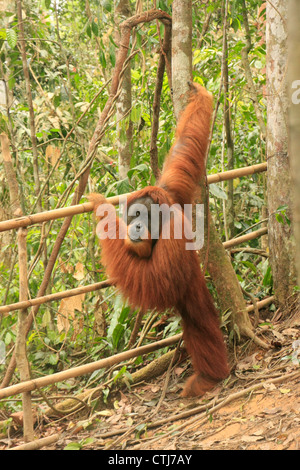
[{"left": 0, "top": 0, "right": 299, "bottom": 451}]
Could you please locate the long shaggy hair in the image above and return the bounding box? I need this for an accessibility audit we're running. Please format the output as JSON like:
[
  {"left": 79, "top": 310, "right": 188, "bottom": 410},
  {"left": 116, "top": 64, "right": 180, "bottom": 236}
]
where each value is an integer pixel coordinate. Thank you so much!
[{"left": 89, "top": 83, "right": 229, "bottom": 397}]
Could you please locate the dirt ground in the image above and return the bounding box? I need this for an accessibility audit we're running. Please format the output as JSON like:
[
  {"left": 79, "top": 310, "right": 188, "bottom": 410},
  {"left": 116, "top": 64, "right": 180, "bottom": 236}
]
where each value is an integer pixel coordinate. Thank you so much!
[
  {"left": 2, "top": 303, "right": 300, "bottom": 451},
  {"left": 58, "top": 355, "right": 300, "bottom": 451}
]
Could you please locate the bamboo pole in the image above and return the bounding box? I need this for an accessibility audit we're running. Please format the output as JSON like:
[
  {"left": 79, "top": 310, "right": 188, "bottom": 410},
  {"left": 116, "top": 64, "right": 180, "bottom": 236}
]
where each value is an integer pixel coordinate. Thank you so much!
[
  {"left": 0, "top": 280, "right": 112, "bottom": 315},
  {"left": 0, "top": 334, "right": 182, "bottom": 399},
  {"left": 246, "top": 295, "right": 275, "bottom": 312},
  {"left": 208, "top": 162, "right": 267, "bottom": 183},
  {"left": 0, "top": 163, "right": 267, "bottom": 233},
  {"left": 8, "top": 433, "right": 60, "bottom": 451},
  {"left": 223, "top": 227, "right": 268, "bottom": 249}
]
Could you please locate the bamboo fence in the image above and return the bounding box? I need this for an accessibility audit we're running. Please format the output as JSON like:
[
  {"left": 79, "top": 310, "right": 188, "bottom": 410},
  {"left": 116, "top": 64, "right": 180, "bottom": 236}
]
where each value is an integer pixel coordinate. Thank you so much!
[
  {"left": 0, "top": 162, "right": 268, "bottom": 319},
  {"left": 0, "top": 334, "right": 183, "bottom": 399},
  {"left": 0, "top": 162, "right": 271, "bottom": 396},
  {"left": 0, "top": 296, "right": 275, "bottom": 400}
]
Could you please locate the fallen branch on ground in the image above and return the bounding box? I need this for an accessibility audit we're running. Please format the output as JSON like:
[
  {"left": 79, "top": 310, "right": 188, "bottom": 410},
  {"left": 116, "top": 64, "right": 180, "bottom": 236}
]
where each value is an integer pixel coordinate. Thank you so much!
[{"left": 8, "top": 433, "right": 59, "bottom": 451}]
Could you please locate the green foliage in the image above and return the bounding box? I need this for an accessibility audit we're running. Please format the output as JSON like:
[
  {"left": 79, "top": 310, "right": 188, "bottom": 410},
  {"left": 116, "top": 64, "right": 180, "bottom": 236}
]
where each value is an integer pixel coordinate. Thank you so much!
[
  {"left": 106, "top": 296, "right": 132, "bottom": 350},
  {"left": 64, "top": 437, "right": 95, "bottom": 450}
]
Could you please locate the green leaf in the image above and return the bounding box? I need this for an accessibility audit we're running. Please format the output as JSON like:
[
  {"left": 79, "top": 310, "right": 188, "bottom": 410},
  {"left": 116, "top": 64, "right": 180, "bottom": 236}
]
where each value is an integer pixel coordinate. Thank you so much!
[
  {"left": 131, "top": 106, "right": 142, "bottom": 123},
  {"left": 47, "top": 353, "right": 59, "bottom": 365},
  {"left": 116, "top": 178, "right": 130, "bottom": 195},
  {"left": 41, "top": 310, "right": 51, "bottom": 327},
  {"left": 102, "top": 0, "right": 112, "bottom": 12},
  {"left": 275, "top": 213, "right": 284, "bottom": 224},
  {"left": 99, "top": 49, "right": 106, "bottom": 68},
  {"left": 209, "top": 183, "right": 228, "bottom": 200},
  {"left": 263, "top": 265, "right": 272, "bottom": 287},
  {"left": 91, "top": 21, "right": 98, "bottom": 36},
  {"left": 112, "top": 323, "right": 124, "bottom": 348},
  {"left": 276, "top": 205, "right": 288, "bottom": 212},
  {"left": 0, "top": 340, "right": 5, "bottom": 365},
  {"left": 4, "top": 332, "right": 12, "bottom": 345},
  {"left": 64, "top": 442, "right": 82, "bottom": 450},
  {"left": 113, "top": 365, "right": 127, "bottom": 382},
  {"left": 243, "top": 261, "right": 257, "bottom": 273},
  {"left": 8, "top": 76, "right": 15, "bottom": 90},
  {"left": 109, "top": 42, "right": 115, "bottom": 67},
  {"left": 6, "top": 29, "right": 17, "bottom": 49},
  {"left": 127, "top": 164, "right": 148, "bottom": 178}
]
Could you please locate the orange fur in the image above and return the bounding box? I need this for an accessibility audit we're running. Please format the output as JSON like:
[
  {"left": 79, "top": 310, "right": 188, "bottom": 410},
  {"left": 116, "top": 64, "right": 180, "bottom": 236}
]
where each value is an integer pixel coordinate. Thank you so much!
[
  {"left": 159, "top": 83, "right": 213, "bottom": 207},
  {"left": 124, "top": 227, "right": 153, "bottom": 258},
  {"left": 89, "top": 84, "right": 229, "bottom": 397}
]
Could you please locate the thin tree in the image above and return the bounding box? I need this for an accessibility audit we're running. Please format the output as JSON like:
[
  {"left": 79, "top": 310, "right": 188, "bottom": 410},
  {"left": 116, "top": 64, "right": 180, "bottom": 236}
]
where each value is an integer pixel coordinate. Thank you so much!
[
  {"left": 16, "top": 0, "right": 41, "bottom": 212},
  {"left": 114, "top": 0, "right": 132, "bottom": 180},
  {"left": 288, "top": 0, "right": 300, "bottom": 286},
  {"left": 171, "top": 0, "right": 193, "bottom": 119},
  {"left": 266, "top": 0, "right": 297, "bottom": 306}
]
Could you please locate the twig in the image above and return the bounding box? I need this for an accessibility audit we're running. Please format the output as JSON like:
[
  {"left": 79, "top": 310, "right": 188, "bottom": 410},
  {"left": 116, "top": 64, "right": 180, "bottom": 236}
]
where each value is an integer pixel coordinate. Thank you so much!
[
  {"left": 151, "top": 338, "right": 183, "bottom": 416},
  {"left": 242, "top": 287, "right": 259, "bottom": 327},
  {"left": 31, "top": 78, "right": 111, "bottom": 214},
  {"left": 229, "top": 247, "right": 269, "bottom": 257},
  {"left": 149, "top": 22, "right": 172, "bottom": 180},
  {"left": 222, "top": 0, "right": 235, "bottom": 238},
  {"left": 205, "top": 0, "right": 229, "bottom": 164},
  {"left": 128, "top": 309, "right": 144, "bottom": 349}
]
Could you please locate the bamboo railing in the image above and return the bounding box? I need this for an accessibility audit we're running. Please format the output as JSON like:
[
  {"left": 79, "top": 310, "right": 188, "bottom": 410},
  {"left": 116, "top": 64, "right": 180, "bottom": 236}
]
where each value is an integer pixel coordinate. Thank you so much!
[
  {"left": 0, "top": 162, "right": 268, "bottom": 317},
  {"left": 0, "top": 160, "right": 271, "bottom": 400},
  {"left": 0, "top": 162, "right": 267, "bottom": 233}
]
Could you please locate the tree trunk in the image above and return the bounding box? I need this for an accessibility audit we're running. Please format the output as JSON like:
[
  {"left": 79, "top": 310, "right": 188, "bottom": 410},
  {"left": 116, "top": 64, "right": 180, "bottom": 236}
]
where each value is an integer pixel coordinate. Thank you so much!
[
  {"left": 172, "top": 0, "right": 261, "bottom": 345},
  {"left": 16, "top": 0, "right": 41, "bottom": 211},
  {"left": 266, "top": 0, "right": 297, "bottom": 305},
  {"left": 222, "top": 5, "right": 235, "bottom": 238},
  {"left": 15, "top": 228, "right": 34, "bottom": 442},
  {"left": 114, "top": 0, "right": 132, "bottom": 180},
  {"left": 288, "top": 0, "right": 300, "bottom": 286},
  {"left": 171, "top": 0, "right": 192, "bottom": 120}
]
